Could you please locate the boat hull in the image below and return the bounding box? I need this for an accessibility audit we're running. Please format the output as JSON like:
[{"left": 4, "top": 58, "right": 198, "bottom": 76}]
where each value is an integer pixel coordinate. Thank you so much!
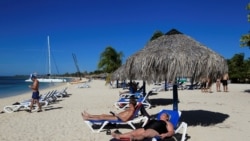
[{"left": 25, "top": 78, "right": 66, "bottom": 83}]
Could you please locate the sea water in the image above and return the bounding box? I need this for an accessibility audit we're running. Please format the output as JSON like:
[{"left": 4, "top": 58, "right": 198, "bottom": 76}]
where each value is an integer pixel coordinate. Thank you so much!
[{"left": 0, "top": 76, "right": 68, "bottom": 98}]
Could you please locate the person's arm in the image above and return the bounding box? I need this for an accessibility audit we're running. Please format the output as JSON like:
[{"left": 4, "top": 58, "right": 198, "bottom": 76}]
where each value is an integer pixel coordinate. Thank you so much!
[
  {"left": 110, "top": 111, "right": 119, "bottom": 117},
  {"left": 159, "top": 121, "right": 175, "bottom": 139},
  {"left": 110, "top": 111, "right": 125, "bottom": 121}
]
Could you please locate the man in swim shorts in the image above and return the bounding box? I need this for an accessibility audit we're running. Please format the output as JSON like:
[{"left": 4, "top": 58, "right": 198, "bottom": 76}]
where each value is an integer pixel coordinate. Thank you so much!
[
  {"left": 111, "top": 113, "right": 174, "bottom": 140},
  {"left": 222, "top": 73, "right": 229, "bottom": 92},
  {"left": 28, "top": 74, "right": 42, "bottom": 112}
]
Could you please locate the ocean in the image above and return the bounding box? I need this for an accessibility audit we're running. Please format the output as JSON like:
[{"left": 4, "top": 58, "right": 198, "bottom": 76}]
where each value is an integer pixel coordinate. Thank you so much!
[{"left": 0, "top": 76, "right": 69, "bottom": 98}]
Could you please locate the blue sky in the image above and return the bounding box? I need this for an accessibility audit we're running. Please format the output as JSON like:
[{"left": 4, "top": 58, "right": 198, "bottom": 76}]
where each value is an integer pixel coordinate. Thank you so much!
[{"left": 0, "top": 0, "right": 250, "bottom": 76}]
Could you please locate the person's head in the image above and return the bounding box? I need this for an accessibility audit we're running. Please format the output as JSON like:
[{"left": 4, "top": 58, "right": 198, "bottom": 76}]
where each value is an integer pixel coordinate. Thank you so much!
[
  {"left": 160, "top": 113, "right": 170, "bottom": 121},
  {"left": 30, "top": 74, "right": 36, "bottom": 81},
  {"left": 129, "top": 98, "right": 137, "bottom": 107}
]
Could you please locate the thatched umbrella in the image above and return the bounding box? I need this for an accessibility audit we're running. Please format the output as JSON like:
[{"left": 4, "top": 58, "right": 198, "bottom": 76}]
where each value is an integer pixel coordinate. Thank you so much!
[
  {"left": 124, "top": 29, "right": 227, "bottom": 83},
  {"left": 111, "top": 64, "right": 128, "bottom": 88},
  {"left": 113, "top": 29, "right": 228, "bottom": 110},
  {"left": 112, "top": 64, "right": 127, "bottom": 80}
]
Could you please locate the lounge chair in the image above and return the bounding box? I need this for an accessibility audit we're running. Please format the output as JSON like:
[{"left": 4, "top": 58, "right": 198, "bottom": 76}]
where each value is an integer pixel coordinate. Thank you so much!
[
  {"left": 151, "top": 109, "right": 188, "bottom": 141},
  {"left": 3, "top": 100, "right": 48, "bottom": 113},
  {"left": 151, "top": 82, "right": 174, "bottom": 92},
  {"left": 186, "top": 82, "right": 201, "bottom": 89},
  {"left": 2, "top": 90, "right": 56, "bottom": 113},
  {"left": 114, "top": 91, "right": 152, "bottom": 110},
  {"left": 109, "top": 81, "right": 117, "bottom": 89},
  {"left": 77, "top": 82, "right": 90, "bottom": 88},
  {"left": 119, "top": 91, "right": 143, "bottom": 99},
  {"left": 84, "top": 103, "right": 149, "bottom": 133},
  {"left": 54, "top": 87, "right": 69, "bottom": 98}
]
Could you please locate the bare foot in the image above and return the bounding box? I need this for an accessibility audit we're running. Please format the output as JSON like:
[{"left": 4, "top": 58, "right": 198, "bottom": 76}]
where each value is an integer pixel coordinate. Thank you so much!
[
  {"left": 83, "top": 110, "right": 90, "bottom": 117},
  {"left": 81, "top": 112, "right": 88, "bottom": 120},
  {"left": 111, "top": 132, "right": 120, "bottom": 139}
]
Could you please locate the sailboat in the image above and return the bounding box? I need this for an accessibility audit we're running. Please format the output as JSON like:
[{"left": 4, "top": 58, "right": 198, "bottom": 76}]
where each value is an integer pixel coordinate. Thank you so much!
[{"left": 25, "top": 36, "right": 66, "bottom": 83}]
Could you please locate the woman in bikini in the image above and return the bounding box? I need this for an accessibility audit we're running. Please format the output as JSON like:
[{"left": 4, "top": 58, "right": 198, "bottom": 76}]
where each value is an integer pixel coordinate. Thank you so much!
[{"left": 111, "top": 113, "right": 174, "bottom": 140}]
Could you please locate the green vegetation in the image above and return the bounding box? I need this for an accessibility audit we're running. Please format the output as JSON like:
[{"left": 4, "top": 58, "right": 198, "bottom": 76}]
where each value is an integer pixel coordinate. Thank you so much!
[
  {"left": 228, "top": 53, "right": 250, "bottom": 83},
  {"left": 240, "top": 3, "right": 250, "bottom": 48},
  {"left": 98, "top": 46, "right": 123, "bottom": 73},
  {"left": 150, "top": 30, "right": 164, "bottom": 41}
]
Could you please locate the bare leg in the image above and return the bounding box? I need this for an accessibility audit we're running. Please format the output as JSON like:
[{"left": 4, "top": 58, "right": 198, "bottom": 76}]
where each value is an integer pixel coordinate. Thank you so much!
[
  {"left": 29, "top": 99, "right": 35, "bottom": 112},
  {"left": 81, "top": 112, "right": 117, "bottom": 120},
  {"left": 35, "top": 99, "right": 42, "bottom": 111},
  {"left": 132, "top": 129, "right": 159, "bottom": 140},
  {"left": 111, "top": 132, "right": 121, "bottom": 139},
  {"left": 111, "top": 128, "right": 145, "bottom": 139}
]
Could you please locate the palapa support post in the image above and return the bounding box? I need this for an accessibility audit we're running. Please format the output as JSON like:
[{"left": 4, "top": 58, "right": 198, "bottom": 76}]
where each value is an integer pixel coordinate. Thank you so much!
[
  {"left": 173, "top": 81, "right": 178, "bottom": 111},
  {"left": 165, "top": 79, "right": 168, "bottom": 91},
  {"left": 116, "top": 80, "right": 119, "bottom": 88},
  {"left": 143, "top": 81, "right": 146, "bottom": 97},
  {"left": 123, "top": 80, "right": 126, "bottom": 88}
]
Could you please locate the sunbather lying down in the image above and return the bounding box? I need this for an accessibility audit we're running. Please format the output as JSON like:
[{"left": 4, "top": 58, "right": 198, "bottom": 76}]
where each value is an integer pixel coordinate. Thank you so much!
[
  {"left": 81, "top": 98, "right": 137, "bottom": 122},
  {"left": 111, "top": 113, "right": 174, "bottom": 140}
]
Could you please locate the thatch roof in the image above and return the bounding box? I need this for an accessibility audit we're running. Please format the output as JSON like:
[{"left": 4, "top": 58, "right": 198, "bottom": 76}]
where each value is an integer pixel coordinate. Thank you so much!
[
  {"left": 112, "top": 29, "right": 228, "bottom": 83},
  {"left": 111, "top": 64, "right": 127, "bottom": 80}
]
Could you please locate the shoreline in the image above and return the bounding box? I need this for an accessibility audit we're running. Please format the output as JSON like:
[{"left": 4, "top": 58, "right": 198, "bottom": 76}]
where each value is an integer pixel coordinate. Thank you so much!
[
  {"left": 0, "top": 80, "right": 249, "bottom": 141},
  {"left": 0, "top": 76, "right": 74, "bottom": 99},
  {"left": 0, "top": 82, "right": 69, "bottom": 106}
]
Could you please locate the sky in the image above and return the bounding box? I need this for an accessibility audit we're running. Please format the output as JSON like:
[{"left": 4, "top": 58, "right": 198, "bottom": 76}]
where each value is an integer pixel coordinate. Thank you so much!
[{"left": 0, "top": 0, "right": 250, "bottom": 76}]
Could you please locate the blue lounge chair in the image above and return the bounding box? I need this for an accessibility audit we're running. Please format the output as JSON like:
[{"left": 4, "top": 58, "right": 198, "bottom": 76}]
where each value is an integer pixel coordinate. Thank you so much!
[{"left": 151, "top": 109, "right": 188, "bottom": 141}]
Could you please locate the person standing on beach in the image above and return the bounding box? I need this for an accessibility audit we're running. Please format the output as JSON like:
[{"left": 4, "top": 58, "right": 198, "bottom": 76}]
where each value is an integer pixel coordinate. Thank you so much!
[
  {"left": 200, "top": 77, "right": 207, "bottom": 93},
  {"left": 206, "top": 77, "right": 213, "bottom": 93},
  {"left": 28, "top": 74, "right": 42, "bottom": 112},
  {"left": 216, "top": 77, "right": 221, "bottom": 92},
  {"left": 222, "top": 73, "right": 229, "bottom": 92}
]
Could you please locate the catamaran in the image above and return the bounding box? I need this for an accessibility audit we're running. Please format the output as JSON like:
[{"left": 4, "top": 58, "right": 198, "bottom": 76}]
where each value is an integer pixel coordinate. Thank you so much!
[{"left": 25, "top": 36, "right": 66, "bottom": 83}]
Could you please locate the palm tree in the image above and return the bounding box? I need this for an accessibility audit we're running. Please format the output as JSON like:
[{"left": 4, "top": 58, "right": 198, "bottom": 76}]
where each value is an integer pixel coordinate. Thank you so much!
[
  {"left": 240, "top": 3, "right": 250, "bottom": 48},
  {"left": 98, "top": 46, "right": 123, "bottom": 73},
  {"left": 150, "top": 30, "right": 164, "bottom": 41}
]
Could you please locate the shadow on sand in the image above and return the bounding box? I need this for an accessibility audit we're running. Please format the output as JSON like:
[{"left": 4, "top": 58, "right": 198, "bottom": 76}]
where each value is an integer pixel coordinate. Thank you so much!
[
  {"left": 44, "top": 106, "right": 63, "bottom": 111},
  {"left": 244, "top": 89, "right": 250, "bottom": 93},
  {"left": 149, "top": 98, "right": 175, "bottom": 108},
  {"left": 180, "top": 110, "right": 229, "bottom": 126}
]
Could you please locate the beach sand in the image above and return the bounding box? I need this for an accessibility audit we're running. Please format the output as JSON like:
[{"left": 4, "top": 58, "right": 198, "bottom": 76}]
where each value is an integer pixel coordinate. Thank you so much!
[{"left": 0, "top": 79, "right": 249, "bottom": 141}]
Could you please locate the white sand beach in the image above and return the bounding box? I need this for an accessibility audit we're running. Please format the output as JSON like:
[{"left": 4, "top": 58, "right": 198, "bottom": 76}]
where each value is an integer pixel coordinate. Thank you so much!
[{"left": 0, "top": 79, "right": 249, "bottom": 141}]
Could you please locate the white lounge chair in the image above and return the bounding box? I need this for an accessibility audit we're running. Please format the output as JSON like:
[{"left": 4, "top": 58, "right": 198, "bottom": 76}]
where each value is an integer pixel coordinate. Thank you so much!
[
  {"left": 84, "top": 103, "right": 148, "bottom": 133},
  {"left": 3, "top": 100, "right": 48, "bottom": 113},
  {"left": 114, "top": 91, "right": 152, "bottom": 110},
  {"left": 2, "top": 90, "right": 54, "bottom": 113}
]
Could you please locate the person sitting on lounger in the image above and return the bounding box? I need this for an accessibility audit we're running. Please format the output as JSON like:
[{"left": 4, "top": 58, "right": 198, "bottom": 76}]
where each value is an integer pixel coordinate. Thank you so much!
[
  {"left": 119, "top": 81, "right": 139, "bottom": 95},
  {"left": 81, "top": 98, "right": 137, "bottom": 122},
  {"left": 111, "top": 113, "right": 174, "bottom": 140}
]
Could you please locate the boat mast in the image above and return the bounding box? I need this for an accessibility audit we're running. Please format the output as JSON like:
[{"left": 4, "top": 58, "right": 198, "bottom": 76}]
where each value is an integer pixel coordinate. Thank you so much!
[{"left": 47, "top": 36, "right": 51, "bottom": 78}]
